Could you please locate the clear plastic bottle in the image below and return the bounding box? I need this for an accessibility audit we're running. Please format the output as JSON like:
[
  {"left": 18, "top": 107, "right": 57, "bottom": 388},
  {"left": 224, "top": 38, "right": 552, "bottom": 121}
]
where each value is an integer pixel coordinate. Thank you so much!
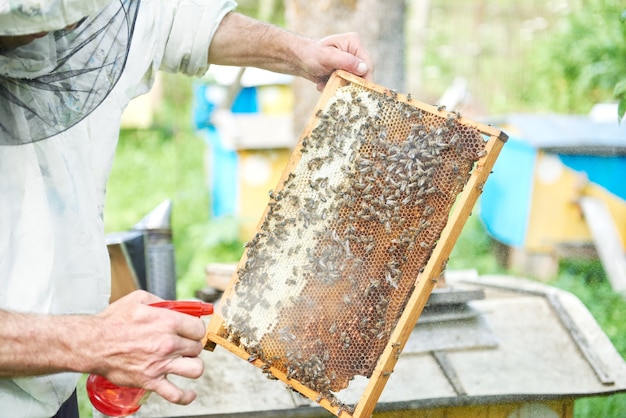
[{"left": 86, "top": 301, "right": 213, "bottom": 417}]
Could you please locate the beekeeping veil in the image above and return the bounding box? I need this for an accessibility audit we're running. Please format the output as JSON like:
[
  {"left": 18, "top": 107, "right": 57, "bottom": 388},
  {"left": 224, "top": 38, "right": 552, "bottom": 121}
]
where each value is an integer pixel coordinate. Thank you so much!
[{"left": 0, "top": 0, "right": 140, "bottom": 144}]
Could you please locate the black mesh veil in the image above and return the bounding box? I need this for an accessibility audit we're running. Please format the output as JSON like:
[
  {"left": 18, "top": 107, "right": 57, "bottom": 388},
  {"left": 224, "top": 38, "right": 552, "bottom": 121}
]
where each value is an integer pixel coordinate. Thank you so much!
[{"left": 0, "top": 0, "right": 140, "bottom": 145}]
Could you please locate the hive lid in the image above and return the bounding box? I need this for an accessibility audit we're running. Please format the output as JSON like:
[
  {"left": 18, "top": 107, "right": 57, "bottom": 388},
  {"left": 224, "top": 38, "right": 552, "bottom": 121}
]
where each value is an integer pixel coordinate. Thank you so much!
[{"left": 490, "top": 113, "right": 626, "bottom": 155}]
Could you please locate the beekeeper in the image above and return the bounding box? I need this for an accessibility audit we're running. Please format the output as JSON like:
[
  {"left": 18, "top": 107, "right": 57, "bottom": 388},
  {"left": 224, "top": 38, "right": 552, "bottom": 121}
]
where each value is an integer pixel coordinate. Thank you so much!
[{"left": 0, "top": 0, "right": 373, "bottom": 416}]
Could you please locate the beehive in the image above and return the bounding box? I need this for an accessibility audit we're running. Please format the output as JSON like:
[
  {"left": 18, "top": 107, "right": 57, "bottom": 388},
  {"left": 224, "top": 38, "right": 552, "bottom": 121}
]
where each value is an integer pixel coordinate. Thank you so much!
[{"left": 205, "top": 70, "right": 507, "bottom": 417}]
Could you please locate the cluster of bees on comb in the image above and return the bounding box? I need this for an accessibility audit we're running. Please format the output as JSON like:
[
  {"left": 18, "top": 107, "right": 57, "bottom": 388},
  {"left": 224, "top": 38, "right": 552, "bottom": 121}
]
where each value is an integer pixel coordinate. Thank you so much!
[{"left": 219, "top": 82, "right": 486, "bottom": 413}]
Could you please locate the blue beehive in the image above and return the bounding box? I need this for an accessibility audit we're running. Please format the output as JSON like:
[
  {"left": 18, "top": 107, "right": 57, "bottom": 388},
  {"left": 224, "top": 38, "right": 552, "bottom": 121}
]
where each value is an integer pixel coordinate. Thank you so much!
[{"left": 481, "top": 111, "right": 626, "bottom": 280}]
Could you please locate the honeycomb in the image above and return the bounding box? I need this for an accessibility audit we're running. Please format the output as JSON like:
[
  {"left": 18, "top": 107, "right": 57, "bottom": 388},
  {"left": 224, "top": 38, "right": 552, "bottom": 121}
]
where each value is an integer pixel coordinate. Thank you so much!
[{"left": 208, "top": 71, "right": 505, "bottom": 416}]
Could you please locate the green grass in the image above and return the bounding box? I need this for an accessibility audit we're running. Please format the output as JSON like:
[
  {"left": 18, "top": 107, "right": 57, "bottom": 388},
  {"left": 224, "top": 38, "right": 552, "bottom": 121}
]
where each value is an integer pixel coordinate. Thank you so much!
[
  {"left": 104, "top": 126, "right": 243, "bottom": 299},
  {"left": 104, "top": 74, "right": 244, "bottom": 300},
  {"left": 549, "top": 259, "right": 626, "bottom": 417}
]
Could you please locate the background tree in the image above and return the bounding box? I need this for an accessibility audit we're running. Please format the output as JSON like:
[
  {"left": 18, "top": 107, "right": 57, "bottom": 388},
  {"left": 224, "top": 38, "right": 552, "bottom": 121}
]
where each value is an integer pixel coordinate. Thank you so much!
[{"left": 520, "top": 1, "right": 626, "bottom": 118}]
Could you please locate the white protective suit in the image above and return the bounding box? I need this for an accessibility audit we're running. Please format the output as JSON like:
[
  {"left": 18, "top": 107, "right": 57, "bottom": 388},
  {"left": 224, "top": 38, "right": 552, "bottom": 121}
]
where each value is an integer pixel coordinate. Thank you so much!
[{"left": 0, "top": 0, "right": 236, "bottom": 416}]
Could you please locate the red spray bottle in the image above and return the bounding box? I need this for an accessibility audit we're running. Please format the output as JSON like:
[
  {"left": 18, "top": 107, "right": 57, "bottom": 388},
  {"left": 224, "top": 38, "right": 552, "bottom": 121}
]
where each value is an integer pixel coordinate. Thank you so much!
[{"left": 86, "top": 301, "right": 213, "bottom": 417}]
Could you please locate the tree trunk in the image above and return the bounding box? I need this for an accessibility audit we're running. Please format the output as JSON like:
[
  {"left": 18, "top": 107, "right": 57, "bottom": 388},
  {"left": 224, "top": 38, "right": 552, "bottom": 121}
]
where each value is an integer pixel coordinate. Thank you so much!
[{"left": 285, "top": 0, "right": 406, "bottom": 134}]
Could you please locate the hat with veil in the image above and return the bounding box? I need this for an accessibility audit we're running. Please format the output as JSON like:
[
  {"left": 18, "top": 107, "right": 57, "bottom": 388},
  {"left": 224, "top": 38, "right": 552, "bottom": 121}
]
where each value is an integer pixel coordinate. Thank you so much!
[{"left": 0, "top": 0, "right": 141, "bottom": 144}]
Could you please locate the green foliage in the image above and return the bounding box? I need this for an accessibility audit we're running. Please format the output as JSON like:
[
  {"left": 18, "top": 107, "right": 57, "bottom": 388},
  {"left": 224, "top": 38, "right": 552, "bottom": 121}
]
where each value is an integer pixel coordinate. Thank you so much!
[
  {"left": 618, "top": 10, "right": 626, "bottom": 122},
  {"left": 77, "top": 374, "right": 92, "bottom": 418},
  {"left": 232, "top": 0, "right": 285, "bottom": 25},
  {"left": 105, "top": 74, "right": 243, "bottom": 300},
  {"left": 617, "top": 79, "right": 626, "bottom": 121},
  {"left": 175, "top": 215, "right": 244, "bottom": 299},
  {"left": 105, "top": 125, "right": 241, "bottom": 298},
  {"left": 550, "top": 259, "right": 626, "bottom": 417},
  {"left": 521, "top": 1, "right": 626, "bottom": 115},
  {"left": 553, "top": 259, "right": 626, "bottom": 353},
  {"left": 447, "top": 211, "right": 506, "bottom": 275}
]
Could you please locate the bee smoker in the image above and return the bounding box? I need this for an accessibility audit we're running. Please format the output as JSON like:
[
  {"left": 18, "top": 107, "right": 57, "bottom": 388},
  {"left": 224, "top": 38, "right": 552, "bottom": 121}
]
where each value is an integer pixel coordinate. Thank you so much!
[{"left": 133, "top": 199, "right": 177, "bottom": 300}]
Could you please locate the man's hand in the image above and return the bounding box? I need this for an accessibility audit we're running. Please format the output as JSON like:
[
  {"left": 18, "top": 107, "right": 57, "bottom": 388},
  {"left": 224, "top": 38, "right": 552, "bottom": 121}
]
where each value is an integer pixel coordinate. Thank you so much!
[
  {"left": 300, "top": 32, "right": 373, "bottom": 91},
  {"left": 89, "top": 291, "right": 207, "bottom": 405}
]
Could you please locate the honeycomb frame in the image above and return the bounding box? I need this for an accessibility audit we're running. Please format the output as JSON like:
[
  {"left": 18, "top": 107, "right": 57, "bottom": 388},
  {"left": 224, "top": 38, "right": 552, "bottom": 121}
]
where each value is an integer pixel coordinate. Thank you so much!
[{"left": 204, "top": 70, "right": 507, "bottom": 417}]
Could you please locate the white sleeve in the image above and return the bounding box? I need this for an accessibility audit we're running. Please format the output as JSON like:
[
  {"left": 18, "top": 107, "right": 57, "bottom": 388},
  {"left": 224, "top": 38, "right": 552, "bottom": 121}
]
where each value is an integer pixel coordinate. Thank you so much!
[
  {"left": 160, "top": 0, "right": 237, "bottom": 76},
  {"left": 114, "top": 0, "right": 237, "bottom": 101}
]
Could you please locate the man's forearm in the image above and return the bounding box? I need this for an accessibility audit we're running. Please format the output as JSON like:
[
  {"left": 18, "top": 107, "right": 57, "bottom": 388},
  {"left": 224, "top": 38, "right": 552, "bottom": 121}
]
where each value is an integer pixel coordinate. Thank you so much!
[
  {"left": 0, "top": 310, "right": 95, "bottom": 377},
  {"left": 207, "top": 11, "right": 372, "bottom": 90},
  {"left": 208, "top": 12, "right": 310, "bottom": 77},
  {"left": 0, "top": 291, "right": 208, "bottom": 407}
]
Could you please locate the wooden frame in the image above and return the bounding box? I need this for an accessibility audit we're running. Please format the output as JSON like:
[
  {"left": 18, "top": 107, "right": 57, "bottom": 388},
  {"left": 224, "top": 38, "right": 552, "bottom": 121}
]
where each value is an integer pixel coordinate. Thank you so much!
[{"left": 204, "top": 70, "right": 507, "bottom": 417}]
